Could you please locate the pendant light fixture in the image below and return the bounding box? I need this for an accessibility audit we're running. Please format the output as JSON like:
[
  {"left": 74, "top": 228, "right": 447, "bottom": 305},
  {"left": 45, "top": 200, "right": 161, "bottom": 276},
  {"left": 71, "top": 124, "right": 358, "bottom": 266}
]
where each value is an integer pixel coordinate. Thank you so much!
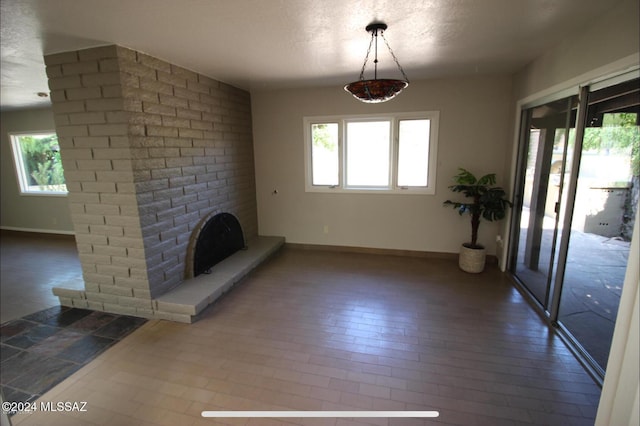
[{"left": 344, "top": 22, "right": 409, "bottom": 103}]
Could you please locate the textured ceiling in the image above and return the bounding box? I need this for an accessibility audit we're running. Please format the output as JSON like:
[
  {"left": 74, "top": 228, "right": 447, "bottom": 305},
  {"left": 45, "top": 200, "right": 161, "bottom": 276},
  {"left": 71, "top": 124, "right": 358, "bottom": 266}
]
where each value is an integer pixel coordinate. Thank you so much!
[{"left": 0, "top": 0, "right": 623, "bottom": 110}]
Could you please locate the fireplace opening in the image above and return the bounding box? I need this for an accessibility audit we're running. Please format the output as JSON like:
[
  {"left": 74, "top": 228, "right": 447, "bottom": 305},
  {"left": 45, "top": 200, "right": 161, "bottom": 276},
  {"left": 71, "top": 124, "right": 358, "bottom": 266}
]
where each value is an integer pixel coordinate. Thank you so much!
[{"left": 193, "top": 213, "right": 245, "bottom": 277}]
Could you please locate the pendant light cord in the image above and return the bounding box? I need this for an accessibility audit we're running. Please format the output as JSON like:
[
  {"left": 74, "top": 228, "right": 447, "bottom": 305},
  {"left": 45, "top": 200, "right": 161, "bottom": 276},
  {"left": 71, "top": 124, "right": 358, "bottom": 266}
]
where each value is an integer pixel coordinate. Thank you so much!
[
  {"left": 358, "top": 32, "right": 375, "bottom": 81},
  {"left": 381, "top": 32, "right": 410, "bottom": 83},
  {"left": 357, "top": 28, "right": 409, "bottom": 83},
  {"left": 373, "top": 28, "right": 379, "bottom": 80}
]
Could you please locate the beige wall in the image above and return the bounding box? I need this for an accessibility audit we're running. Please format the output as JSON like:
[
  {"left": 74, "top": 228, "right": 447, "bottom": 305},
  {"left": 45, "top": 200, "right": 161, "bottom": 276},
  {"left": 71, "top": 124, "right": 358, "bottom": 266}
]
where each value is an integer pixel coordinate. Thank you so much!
[
  {"left": 512, "top": 0, "right": 639, "bottom": 101},
  {"left": 0, "top": 107, "right": 74, "bottom": 233},
  {"left": 252, "top": 75, "right": 513, "bottom": 254}
]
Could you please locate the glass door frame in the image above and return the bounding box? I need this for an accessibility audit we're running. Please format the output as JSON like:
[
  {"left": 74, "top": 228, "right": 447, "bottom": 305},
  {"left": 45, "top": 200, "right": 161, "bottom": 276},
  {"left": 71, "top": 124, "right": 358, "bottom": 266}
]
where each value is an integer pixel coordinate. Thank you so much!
[
  {"left": 546, "top": 86, "right": 588, "bottom": 321},
  {"left": 508, "top": 93, "right": 580, "bottom": 315},
  {"left": 508, "top": 74, "right": 639, "bottom": 384}
]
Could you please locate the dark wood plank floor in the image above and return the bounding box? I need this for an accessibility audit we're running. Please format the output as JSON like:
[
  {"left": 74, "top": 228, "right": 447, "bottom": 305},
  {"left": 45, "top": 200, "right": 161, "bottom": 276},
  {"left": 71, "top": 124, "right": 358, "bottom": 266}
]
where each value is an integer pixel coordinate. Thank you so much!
[{"left": 7, "top": 242, "right": 600, "bottom": 425}]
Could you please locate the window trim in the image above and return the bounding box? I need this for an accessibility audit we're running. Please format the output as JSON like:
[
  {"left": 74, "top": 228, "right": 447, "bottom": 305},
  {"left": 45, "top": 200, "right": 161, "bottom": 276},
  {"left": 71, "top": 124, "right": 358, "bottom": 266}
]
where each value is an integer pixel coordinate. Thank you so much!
[
  {"left": 304, "top": 111, "right": 439, "bottom": 195},
  {"left": 9, "top": 131, "right": 68, "bottom": 197}
]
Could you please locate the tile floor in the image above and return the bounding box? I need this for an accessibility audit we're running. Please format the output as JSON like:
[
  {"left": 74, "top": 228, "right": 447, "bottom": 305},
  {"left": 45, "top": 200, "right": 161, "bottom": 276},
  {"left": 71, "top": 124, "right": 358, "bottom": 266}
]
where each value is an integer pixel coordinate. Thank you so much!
[
  {"left": 2, "top": 238, "right": 601, "bottom": 426},
  {"left": 1, "top": 305, "right": 147, "bottom": 410}
]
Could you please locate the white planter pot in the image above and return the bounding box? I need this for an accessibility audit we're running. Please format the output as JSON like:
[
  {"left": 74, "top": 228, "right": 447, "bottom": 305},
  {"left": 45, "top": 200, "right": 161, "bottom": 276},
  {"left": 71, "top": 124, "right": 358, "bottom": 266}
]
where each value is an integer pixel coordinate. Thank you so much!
[{"left": 458, "top": 244, "right": 486, "bottom": 273}]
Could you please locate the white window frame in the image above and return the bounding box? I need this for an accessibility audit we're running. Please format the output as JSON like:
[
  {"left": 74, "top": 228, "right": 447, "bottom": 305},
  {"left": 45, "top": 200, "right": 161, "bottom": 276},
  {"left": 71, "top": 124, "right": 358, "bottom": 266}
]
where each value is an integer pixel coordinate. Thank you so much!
[
  {"left": 9, "top": 131, "right": 68, "bottom": 196},
  {"left": 304, "top": 111, "right": 439, "bottom": 194}
]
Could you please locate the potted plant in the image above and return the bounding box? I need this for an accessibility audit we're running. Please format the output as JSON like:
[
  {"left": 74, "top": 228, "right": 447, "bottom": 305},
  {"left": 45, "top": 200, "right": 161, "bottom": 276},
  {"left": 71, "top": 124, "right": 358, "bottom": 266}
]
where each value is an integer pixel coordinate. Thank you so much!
[{"left": 444, "top": 168, "right": 512, "bottom": 273}]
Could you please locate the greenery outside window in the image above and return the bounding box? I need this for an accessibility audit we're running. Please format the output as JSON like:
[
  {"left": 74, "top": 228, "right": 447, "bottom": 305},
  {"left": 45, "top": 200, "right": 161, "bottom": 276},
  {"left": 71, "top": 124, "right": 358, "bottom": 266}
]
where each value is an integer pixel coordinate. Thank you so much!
[
  {"left": 304, "top": 112, "right": 439, "bottom": 194},
  {"left": 9, "top": 132, "right": 67, "bottom": 195}
]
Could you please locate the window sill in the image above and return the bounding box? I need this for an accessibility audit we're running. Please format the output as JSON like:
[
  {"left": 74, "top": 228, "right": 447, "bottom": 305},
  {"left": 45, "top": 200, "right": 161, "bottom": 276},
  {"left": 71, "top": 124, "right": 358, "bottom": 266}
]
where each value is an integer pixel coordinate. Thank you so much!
[
  {"left": 305, "top": 186, "right": 435, "bottom": 195},
  {"left": 19, "top": 191, "right": 69, "bottom": 197}
]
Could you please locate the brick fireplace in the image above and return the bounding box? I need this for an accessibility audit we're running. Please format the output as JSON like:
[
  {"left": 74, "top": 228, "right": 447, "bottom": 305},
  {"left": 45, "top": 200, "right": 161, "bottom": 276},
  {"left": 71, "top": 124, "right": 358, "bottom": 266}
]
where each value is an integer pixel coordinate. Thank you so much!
[{"left": 46, "top": 45, "right": 268, "bottom": 321}]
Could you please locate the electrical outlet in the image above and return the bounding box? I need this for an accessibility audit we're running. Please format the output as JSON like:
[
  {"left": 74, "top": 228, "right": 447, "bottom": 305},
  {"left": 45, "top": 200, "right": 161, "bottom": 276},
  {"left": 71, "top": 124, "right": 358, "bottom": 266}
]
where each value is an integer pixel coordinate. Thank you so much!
[{"left": 323, "top": 225, "right": 329, "bottom": 234}]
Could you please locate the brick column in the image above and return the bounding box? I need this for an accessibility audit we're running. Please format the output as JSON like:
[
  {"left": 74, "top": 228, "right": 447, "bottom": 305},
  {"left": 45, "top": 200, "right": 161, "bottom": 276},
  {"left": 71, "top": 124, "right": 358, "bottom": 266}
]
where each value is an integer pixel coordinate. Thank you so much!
[{"left": 45, "top": 45, "right": 258, "bottom": 319}]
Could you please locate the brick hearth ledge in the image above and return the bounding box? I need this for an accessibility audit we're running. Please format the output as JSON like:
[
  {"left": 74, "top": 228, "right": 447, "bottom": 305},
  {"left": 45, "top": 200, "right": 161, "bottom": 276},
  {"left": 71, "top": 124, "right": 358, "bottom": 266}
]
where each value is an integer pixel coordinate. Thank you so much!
[{"left": 53, "top": 236, "right": 284, "bottom": 323}]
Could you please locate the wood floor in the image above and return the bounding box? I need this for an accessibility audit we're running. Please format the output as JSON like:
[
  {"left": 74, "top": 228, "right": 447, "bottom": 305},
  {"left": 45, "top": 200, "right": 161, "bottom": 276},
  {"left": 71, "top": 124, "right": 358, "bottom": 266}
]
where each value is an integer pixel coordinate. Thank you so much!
[
  {"left": 8, "top": 245, "right": 600, "bottom": 425},
  {"left": 0, "top": 231, "right": 83, "bottom": 324}
]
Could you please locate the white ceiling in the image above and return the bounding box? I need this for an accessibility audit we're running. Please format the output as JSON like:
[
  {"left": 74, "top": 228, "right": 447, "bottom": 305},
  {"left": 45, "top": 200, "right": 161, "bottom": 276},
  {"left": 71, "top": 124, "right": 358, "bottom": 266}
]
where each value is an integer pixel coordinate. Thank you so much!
[{"left": 0, "top": 0, "right": 622, "bottom": 110}]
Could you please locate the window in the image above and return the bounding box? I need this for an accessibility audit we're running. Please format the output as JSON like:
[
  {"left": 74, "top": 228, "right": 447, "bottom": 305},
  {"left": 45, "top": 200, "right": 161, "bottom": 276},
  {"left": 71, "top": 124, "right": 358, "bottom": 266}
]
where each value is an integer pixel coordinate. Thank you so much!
[
  {"left": 9, "top": 132, "right": 67, "bottom": 195},
  {"left": 304, "top": 112, "right": 439, "bottom": 194},
  {"left": 310, "top": 123, "right": 339, "bottom": 186}
]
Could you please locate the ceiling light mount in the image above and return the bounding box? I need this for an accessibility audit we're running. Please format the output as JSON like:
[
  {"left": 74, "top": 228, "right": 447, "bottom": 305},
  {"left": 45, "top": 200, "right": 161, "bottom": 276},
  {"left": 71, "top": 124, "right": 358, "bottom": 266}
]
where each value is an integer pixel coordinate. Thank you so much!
[
  {"left": 365, "top": 22, "right": 387, "bottom": 34},
  {"left": 345, "top": 21, "right": 409, "bottom": 103}
]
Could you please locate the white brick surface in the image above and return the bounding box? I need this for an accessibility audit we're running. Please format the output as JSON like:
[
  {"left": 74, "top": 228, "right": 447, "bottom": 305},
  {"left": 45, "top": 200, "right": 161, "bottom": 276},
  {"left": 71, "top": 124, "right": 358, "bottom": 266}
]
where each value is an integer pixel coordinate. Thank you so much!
[
  {"left": 99, "top": 193, "right": 137, "bottom": 206},
  {"left": 89, "top": 123, "right": 129, "bottom": 136},
  {"left": 60, "top": 148, "right": 93, "bottom": 160},
  {"left": 102, "top": 303, "right": 138, "bottom": 316},
  {"left": 103, "top": 85, "right": 126, "bottom": 99},
  {"left": 88, "top": 225, "right": 124, "bottom": 237},
  {"left": 76, "top": 159, "right": 113, "bottom": 171},
  {"left": 134, "top": 308, "right": 156, "bottom": 318},
  {"left": 75, "top": 234, "right": 108, "bottom": 246},
  {"left": 96, "top": 171, "right": 134, "bottom": 182},
  {"left": 47, "top": 44, "right": 258, "bottom": 322},
  {"left": 81, "top": 71, "right": 122, "bottom": 87},
  {"left": 57, "top": 125, "right": 89, "bottom": 137},
  {"left": 48, "top": 75, "right": 83, "bottom": 90},
  {"left": 93, "top": 148, "right": 132, "bottom": 160},
  {"left": 45, "top": 51, "right": 79, "bottom": 66},
  {"left": 98, "top": 285, "right": 134, "bottom": 297},
  {"left": 52, "top": 287, "right": 86, "bottom": 299},
  {"left": 46, "top": 65, "right": 63, "bottom": 78},
  {"left": 117, "top": 296, "right": 153, "bottom": 308},
  {"left": 83, "top": 273, "right": 115, "bottom": 285},
  {"left": 58, "top": 297, "right": 74, "bottom": 307},
  {"left": 155, "top": 300, "right": 196, "bottom": 315},
  {"left": 72, "top": 299, "right": 90, "bottom": 309},
  {"left": 85, "top": 203, "right": 119, "bottom": 215},
  {"left": 111, "top": 255, "right": 148, "bottom": 269},
  {"left": 87, "top": 301, "right": 105, "bottom": 311},
  {"left": 66, "top": 87, "right": 102, "bottom": 100},
  {"left": 146, "top": 310, "right": 177, "bottom": 321},
  {"left": 81, "top": 182, "right": 117, "bottom": 193},
  {"left": 95, "top": 264, "right": 130, "bottom": 278},
  {"left": 85, "top": 291, "right": 119, "bottom": 304},
  {"left": 73, "top": 136, "right": 110, "bottom": 148},
  {"left": 79, "top": 253, "right": 112, "bottom": 265},
  {"left": 86, "top": 98, "right": 125, "bottom": 111},
  {"left": 114, "top": 276, "right": 150, "bottom": 290},
  {"left": 132, "top": 288, "right": 152, "bottom": 299},
  {"left": 72, "top": 214, "right": 105, "bottom": 225}
]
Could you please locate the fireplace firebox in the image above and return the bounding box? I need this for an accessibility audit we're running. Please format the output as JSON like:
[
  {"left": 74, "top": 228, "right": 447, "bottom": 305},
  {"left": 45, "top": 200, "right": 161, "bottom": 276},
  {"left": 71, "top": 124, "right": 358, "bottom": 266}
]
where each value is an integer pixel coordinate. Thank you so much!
[{"left": 193, "top": 213, "right": 245, "bottom": 277}]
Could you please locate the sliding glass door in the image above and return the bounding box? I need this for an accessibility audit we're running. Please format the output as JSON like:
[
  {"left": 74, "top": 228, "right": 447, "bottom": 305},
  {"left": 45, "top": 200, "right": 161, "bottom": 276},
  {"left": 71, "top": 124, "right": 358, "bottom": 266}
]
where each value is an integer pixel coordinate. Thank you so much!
[
  {"left": 511, "top": 96, "right": 577, "bottom": 308},
  {"left": 557, "top": 78, "right": 639, "bottom": 372},
  {"left": 510, "top": 77, "right": 639, "bottom": 379}
]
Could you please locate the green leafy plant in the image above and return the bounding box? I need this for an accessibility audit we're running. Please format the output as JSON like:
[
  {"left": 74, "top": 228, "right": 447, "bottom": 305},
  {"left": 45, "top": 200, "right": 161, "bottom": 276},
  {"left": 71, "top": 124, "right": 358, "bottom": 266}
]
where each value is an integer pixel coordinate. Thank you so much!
[
  {"left": 583, "top": 112, "right": 639, "bottom": 176},
  {"left": 443, "top": 168, "right": 512, "bottom": 249},
  {"left": 17, "top": 134, "right": 66, "bottom": 188},
  {"left": 312, "top": 123, "right": 338, "bottom": 150}
]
